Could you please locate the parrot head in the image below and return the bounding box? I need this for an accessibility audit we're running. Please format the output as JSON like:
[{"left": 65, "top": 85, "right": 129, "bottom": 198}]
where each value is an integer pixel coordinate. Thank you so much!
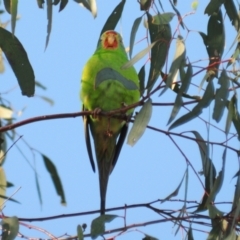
[{"left": 98, "top": 30, "right": 124, "bottom": 51}]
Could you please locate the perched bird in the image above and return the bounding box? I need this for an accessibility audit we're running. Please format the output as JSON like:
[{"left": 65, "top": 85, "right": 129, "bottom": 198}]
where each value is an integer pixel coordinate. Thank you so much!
[{"left": 80, "top": 30, "right": 140, "bottom": 215}]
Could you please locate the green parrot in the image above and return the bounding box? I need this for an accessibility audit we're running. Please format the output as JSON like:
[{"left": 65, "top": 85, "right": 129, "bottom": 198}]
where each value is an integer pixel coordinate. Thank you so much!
[{"left": 80, "top": 30, "right": 140, "bottom": 215}]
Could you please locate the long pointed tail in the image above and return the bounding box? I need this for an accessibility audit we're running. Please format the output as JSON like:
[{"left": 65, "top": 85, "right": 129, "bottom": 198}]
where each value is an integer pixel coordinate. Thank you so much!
[{"left": 95, "top": 136, "right": 116, "bottom": 215}]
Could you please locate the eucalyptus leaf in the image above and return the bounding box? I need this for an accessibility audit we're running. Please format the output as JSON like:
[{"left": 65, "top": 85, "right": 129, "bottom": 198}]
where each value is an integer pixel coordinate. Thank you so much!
[
  {"left": 127, "top": 98, "right": 152, "bottom": 146},
  {"left": 0, "top": 27, "right": 35, "bottom": 97},
  {"left": 42, "top": 154, "right": 66, "bottom": 204},
  {"left": 129, "top": 16, "right": 142, "bottom": 58},
  {"left": 91, "top": 215, "right": 117, "bottom": 239},
  {"left": 1, "top": 216, "right": 19, "bottom": 240}
]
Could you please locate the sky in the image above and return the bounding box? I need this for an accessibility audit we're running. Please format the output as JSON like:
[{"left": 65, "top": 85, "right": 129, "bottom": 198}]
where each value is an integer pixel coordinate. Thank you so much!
[{"left": 1, "top": 0, "right": 240, "bottom": 239}]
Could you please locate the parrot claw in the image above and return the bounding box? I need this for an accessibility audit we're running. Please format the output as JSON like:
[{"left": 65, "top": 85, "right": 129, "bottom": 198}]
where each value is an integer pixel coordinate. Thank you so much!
[{"left": 93, "top": 107, "right": 102, "bottom": 119}]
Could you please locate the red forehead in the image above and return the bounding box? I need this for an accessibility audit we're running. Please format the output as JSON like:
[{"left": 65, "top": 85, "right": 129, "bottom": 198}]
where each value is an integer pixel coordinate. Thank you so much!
[{"left": 105, "top": 31, "right": 117, "bottom": 35}]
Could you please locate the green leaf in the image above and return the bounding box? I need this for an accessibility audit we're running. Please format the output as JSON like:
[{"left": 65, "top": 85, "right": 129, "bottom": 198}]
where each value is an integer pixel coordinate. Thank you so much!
[
  {"left": 127, "top": 98, "right": 152, "bottom": 146},
  {"left": 208, "top": 204, "right": 224, "bottom": 219},
  {"left": 146, "top": 12, "right": 171, "bottom": 92},
  {"left": 75, "top": 0, "right": 97, "bottom": 18},
  {"left": 129, "top": 16, "right": 142, "bottom": 59},
  {"left": 59, "top": 0, "right": 68, "bottom": 11},
  {"left": 191, "top": 131, "right": 217, "bottom": 211},
  {"left": 206, "top": 148, "right": 226, "bottom": 205},
  {"left": 122, "top": 41, "right": 156, "bottom": 69},
  {"left": 0, "top": 48, "right": 5, "bottom": 73},
  {"left": 225, "top": 94, "right": 235, "bottom": 135},
  {"left": 1, "top": 216, "right": 19, "bottom": 240},
  {"left": 0, "top": 167, "right": 6, "bottom": 208},
  {"left": 99, "top": 0, "right": 126, "bottom": 38},
  {"left": 35, "top": 81, "right": 47, "bottom": 90},
  {"left": 42, "top": 154, "right": 66, "bottom": 205},
  {"left": 224, "top": 0, "right": 240, "bottom": 31},
  {"left": 3, "top": 0, "right": 10, "bottom": 14},
  {"left": 160, "top": 35, "right": 186, "bottom": 96},
  {"left": 204, "top": 0, "right": 223, "bottom": 15},
  {"left": 142, "top": 234, "right": 159, "bottom": 240},
  {"left": 0, "top": 27, "right": 35, "bottom": 97},
  {"left": 0, "top": 106, "right": 13, "bottom": 119},
  {"left": 89, "top": 0, "right": 97, "bottom": 18},
  {"left": 162, "top": 168, "right": 187, "bottom": 203},
  {"left": 77, "top": 225, "right": 84, "bottom": 240},
  {"left": 0, "top": 131, "right": 7, "bottom": 166},
  {"left": 213, "top": 69, "right": 229, "bottom": 122},
  {"left": 91, "top": 215, "right": 117, "bottom": 239},
  {"left": 35, "top": 171, "right": 42, "bottom": 205},
  {"left": 38, "top": 95, "right": 54, "bottom": 106},
  {"left": 200, "top": 10, "right": 225, "bottom": 79},
  {"left": 229, "top": 198, "right": 240, "bottom": 238},
  {"left": 95, "top": 68, "right": 138, "bottom": 90},
  {"left": 138, "top": 65, "right": 145, "bottom": 95},
  {"left": 169, "top": 81, "right": 214, "bottom": 130},
  {"left": 226, "top": 94, "right": 240, "bottom": 140},
  {"left": 36, "top": 0, "right": 45, "bottom": 8},
  {"left": 187, "top": 227, "right": 194, "bottom": 240},
  {"left": 167, "top": 63, "right": 192, "bottom": 124},
  {"left": 139, "top": 0, "right": 151, "bottom": 11},
  {"left": 169, "top": 1, "right": 184, "bottom": 29},
  {"left": 6, "top": 182, "right": 14, "bottom": 188},
  {"left": 10, "top": 0, "right": 18, "bottom": 35},
  {"left": 53, "top": 0, "right": 61, "bottom": 5},
  {"left": 227, "top": 43, "right": 240, "bottom": 68},
  {"left": 45, "top": 0, "right": 52, "bottom": 50},
  {"left": 151, "top": 12, "right": 175, "bottom": 25}
]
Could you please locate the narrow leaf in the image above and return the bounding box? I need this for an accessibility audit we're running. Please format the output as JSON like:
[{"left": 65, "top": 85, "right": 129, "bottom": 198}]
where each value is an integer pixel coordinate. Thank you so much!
[
  {"left": 224, "top": 0, "right": 240, "bottom": 31},
  {"left": 3, "top": 0, "right": 10, "bottom": 14},
  {"left": 146, "top": 13, "right": 172, "bottom": 92},
  {"left": 160, "top": 35, "right": 186, "bottom": 96},
  {"left": 10, "top": 0, "right": 18, "bottom": 35},
  {"left": 35, "top": 171, "right": 42, "bottom": 206},
  {"left": 187, "top": 227, "right": 194, "bottom": 240},
  {"left": 59, "top": 0, "right": 68, "bottom": 11},
  {"left": 151, "top": 12, "right": 175, "bottom": 25},
  {"left": 0, "top": 106, "right": 13, "bottom": 119},
  {"left": 36, "top": 0, "right": 45, "bottom": 8},
  {"left": 213, "top": 69, "right": 229, "bottom": 122},
  {"left": 169, "top": 81, "right": 214, "bottom": 130},
  {"left": 0, "top": 27, "right": 35, "bottom": 97},
  {"left": 205, "top": 0, "right": 223, "bottom": 15},
  {"left": 0, "top": 48, "right": 5, "bottom": 73},
  {"left": 42, "top": 154, "right": 66, "bottom": 204},
  {"left": 89, "top": 0, "right": 97, "bottom": 18},
  {"left": 225, "top": 94, "right": 235, "bottom": 135},
  {"left": 91, "top": 215, "right": 117, "bottom": 239},
  {"left": 143, "top": 234, "right": 159, "bottom": 240},
  {"left": 45, "top": 0, "right": 52, "bottom": 50},
  {"left": 162, "top": 169, "right": 187, "bottom": 203},
  {"left": 0, "top": 167, "right": 6, "bottom": 208},
  {"left": 129, "top": 16, "right": 142, "bottom": 59},
  {"left": 99, "top": 0, "right": 126, "bottom": 38},
  {"left": 127, "top": 98, "right": 152, "bottom": 146},
  {"left": 138, "top": 65, "right": 145, "bottom": 95},
  {"left": 1, "top": 216, "right": 19, "bottom": 240},
  {"left": 77, "top": 225, "right": 84, "bottom": 240},
  {"left": 122, "top": 41, "right": 156, "bottom": 69}
]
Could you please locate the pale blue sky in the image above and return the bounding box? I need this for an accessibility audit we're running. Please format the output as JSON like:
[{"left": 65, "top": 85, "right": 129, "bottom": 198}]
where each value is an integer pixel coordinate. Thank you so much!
[{"left": 1, "top": 1, "right": 239, "bottom": 239}]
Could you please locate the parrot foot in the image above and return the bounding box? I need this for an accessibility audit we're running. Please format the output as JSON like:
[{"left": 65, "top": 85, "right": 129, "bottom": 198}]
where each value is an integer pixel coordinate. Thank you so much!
[{"left": 92, "top": 107, "right": 102, "bottom": 119}]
